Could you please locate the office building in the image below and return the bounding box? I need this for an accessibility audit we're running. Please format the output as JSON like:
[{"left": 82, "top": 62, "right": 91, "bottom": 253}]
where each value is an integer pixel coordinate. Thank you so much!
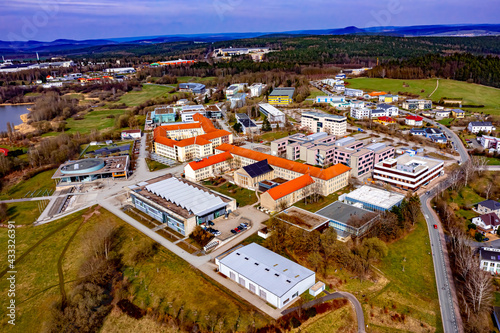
[
  {"left": 258, "top": 103, "right": 286, "bottom": 124},
  {"left": 340, "top": 185, "right": 405, "bottom": 212},
  {"left": 268, "top": 87, "right": 295, "bottom": 105},
  {"left": 301, "top": 112, "right": 347, "bottom": 136}
]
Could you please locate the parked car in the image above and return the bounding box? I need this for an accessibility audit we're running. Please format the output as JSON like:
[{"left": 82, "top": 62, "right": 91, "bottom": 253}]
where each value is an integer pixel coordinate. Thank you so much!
[
  {"left": 233, "top": 228, "right": 241, "bottom": 233},
  {"left": 213, "top": 230, "right": 221, "bottom": 236},
  {"left": 207, "top": 221, "right": 215, "bottom": 226},
  {"left": 484, "top": 238, "right": 490, "bottom": 242},
  {"left": 230, "top": 229, "right": 237, "bottom": 234},
  {"left": 239, "top": 223, "right": 248, "bottom": 229},
  {"left": 433, "top": 224, "right": 438, "bottom": 229}
]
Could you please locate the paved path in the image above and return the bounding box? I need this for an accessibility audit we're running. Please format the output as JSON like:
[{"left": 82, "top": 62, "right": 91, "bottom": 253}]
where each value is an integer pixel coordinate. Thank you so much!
[{"left": 281, "top": 291, "right": 365, "bottom": 332}]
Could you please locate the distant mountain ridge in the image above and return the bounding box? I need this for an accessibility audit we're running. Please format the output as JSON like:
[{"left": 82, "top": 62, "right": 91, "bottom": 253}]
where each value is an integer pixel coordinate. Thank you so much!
[{"left": 1, "top": 24, "right": 499, "bottom": 58}]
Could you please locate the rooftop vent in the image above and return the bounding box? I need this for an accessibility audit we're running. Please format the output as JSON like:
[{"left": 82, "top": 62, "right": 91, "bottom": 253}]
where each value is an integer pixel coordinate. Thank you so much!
[
  {"left": 265, "top": 268, "right": 270, "bottom": 271},
  {"left": 274, "top": 274, "right": 279, "bottom": 277}
]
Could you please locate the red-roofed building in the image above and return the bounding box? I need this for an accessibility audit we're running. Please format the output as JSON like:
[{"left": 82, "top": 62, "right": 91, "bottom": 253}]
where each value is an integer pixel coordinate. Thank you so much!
[
  {"left": 215, "top": 144, "right": 350, "bottom": 196},
  {"left": 373, "top": 116, "right": 396, "bottom": 125},
  {"left": 260, "top": 174, "right": 315, "bottom": 211},
  {"left": 154, "top": 113, "right": 233, "bottom": 162},
  {"left": 184, "top": 152, "right": 233, "bottom": 181},
  {"left": 405, "top": 115, "right": 424, "bottom": 126}
]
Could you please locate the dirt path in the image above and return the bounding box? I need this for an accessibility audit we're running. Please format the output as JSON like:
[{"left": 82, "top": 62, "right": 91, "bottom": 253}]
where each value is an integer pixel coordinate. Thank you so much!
[{"left": 428, "top": 79, "right": 439, "bottom": 98}]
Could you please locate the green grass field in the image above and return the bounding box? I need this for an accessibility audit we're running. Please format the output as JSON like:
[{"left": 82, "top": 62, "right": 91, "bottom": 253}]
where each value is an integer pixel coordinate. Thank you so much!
[
  {"left": 485, "top": 157, "right": 500, "bottom": 165},
  {"left": 208, "top": 183, "right": 258, "bottom": 207},
  {"left": 0, "top": 169, "right": 56, "bottom": 200},
  {"left": 0, "top": 207, "right": 270, "bottom": 332},
  {"left": 437, "top": 118, "right": 454, "bottom": 126},
  {"left": 176, "top": 76, "right": 216, "bottom": 84},
  {"left": 260, "top": 130, "right": 297, "bottom": 141},
  {"left": 306, "top": 87, "right": 326, "bottom": 100},
  {"left": 119, "top": 85, "right": 173, "bottom": 106},
  {"left": 348, "top": 78, "right": 500, "bottom": 115},
  {"left": 371, "top": 220, "right": 443, "bottom": 332},
  {"left": 4, "top": 201, "right": 48, "bottom": 225},
  {"left": 294, "top": 191, "right": 342, "bottom": 212}
]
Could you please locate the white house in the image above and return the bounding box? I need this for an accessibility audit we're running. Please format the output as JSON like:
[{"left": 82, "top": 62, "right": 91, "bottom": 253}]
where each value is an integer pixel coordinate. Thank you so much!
[
  {"left": 349, "top": 100, "right": 365, "bottom": 109},
  {"left": 480, "top": 135, "right": 500, "bottom": 150},
  {"left": 405, "top": 115, "right": 424, "bottom": 127},
  {"left": 350, "top": 107, "right": 371, "bottom": 120},
  {"left": 315, "top": 95, "right": 345, "bottom": 104},
  {"left": 374, "top": 104, "right": 399, "bottom": 117},
  {"left": 344, "top": 88, "right": 363, "bottom": 97},
  {"left": 435, "top": 110, "right": 451, "bottom": 118},
  {"left": 468, "top": 122, "right": 496, "bottom": 134},
  {"left": 472, "top": 212, "right": 500, "bottom": 233},
  {"left": 480, "top": 247, "right": 500, "bottom": 274},
  {"left": 216, "top": 243, "right": 316, "bottom": 309},
  {"left": 249, "top": 83, "right": 263, "bottom": 97},
  {"left": 121, "top": 129, "right": 142, "bottom": 140}
]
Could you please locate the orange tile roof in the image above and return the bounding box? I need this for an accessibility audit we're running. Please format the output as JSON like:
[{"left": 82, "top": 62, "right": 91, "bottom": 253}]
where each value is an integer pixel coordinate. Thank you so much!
[
  {"left": 155, "top": 123, "right": 202, "bottom": 133},
  {"left": 155, "top": 136, "right": 211, "bottom": 148},
  {"left": 215, "top": 144, "right": 351, "bottom": 181},
  {"left": 266, "top": 174, "right": 314, "bottom": 200},
  {"left": 193, "top": 113, "right": 217, "bottom": 133},
  {"left": 368, "top": 91, "right": 387, "bottom": 96},
  {"left": 200, "top": 129, "right": 231, "bottom": 141},
  {"left": 376, "top": 116, "right": 395, "bottom": 122},
  {"left": 187, "top": 152, "right": 233, "bottom": 171}
]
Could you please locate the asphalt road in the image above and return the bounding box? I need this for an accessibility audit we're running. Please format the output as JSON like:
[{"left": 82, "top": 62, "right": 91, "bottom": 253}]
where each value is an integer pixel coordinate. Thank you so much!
[
  {"left": 281, "top": 291, "right": 365, "bottom": 333},
  {"left": 412, "top": 110, "right": 468, "bottom": 333}
]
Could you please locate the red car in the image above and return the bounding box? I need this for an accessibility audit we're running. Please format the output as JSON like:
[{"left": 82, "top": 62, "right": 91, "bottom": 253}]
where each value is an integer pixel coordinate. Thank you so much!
[{"left": 433, "top": 224, "right": 438, "bottom": 229}]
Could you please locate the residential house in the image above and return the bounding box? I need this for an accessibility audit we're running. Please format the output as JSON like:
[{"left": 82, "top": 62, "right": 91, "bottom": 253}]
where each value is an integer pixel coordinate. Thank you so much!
[
  {"left": 373, "top": 103, "right": 399, "bottom": 117},
  {"left": 480, "top": 247, "right": 500, "bottom": 274},
  {"left": 373, "top": 116, "right": 396, "bottom": 125},
  {"left": 435, "top": 110, "right": 451, "bottom": 118},
  {"left": 477, "top": 200, "right": 500, "bottom": 216},
  {"left": 472, "top": 212, "right": 500, "bottom": 233},
  {"left": 480, "top": 135, "right": 500, "bottom": 150},
  {"left": 344, "top": 88, "right": 364, "bottom": 97},
  {"left": 468, "top": 122, "right": 496, "bottom": 134},
  {"left": 350, "top": 107, "right": 371, "bottom": 120},
  {"left": 378, "top": 94, "right": 399, "bottom": 103},
  {"left": 451, "top": 109, "right": 465, "bottom": 118},
  {"left": 405, "top": 115, "right": 424, "bottom": 126}
]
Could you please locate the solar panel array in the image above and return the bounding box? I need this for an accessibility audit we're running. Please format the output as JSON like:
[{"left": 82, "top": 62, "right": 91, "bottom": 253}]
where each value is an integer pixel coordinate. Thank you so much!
[
  {"left": 243, "top": 159, "right": 273, "bottom": 178},
  {"left": 145, "top": 177, "right": 227, "bottom": 216}
]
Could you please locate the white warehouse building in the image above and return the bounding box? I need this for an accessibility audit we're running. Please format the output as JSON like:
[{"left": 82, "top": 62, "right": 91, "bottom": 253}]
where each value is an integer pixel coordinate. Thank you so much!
[{"left": 216, "top": 243, "right": 315, "bottom": 309}]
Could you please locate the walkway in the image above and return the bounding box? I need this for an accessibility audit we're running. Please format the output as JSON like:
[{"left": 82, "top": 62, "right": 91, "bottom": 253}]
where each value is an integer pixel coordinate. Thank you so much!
[
  {"left": 428, "top": 78, "right": 439, "bottom": 98},
  {"left": 281, "top": 291, "right": 365, "bottom": 333}
]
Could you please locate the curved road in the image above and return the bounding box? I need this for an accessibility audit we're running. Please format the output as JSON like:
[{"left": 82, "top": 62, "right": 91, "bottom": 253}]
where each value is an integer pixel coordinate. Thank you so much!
[
  {"left": 405, "top": 109, "right": 467, "bottom": 333},
  {"left": 282, "top": 291, "right": 365, "bottom": 333}
]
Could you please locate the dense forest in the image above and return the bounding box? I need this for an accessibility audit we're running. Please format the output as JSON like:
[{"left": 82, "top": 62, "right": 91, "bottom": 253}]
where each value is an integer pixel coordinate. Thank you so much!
[{"left": 368, "top": 53, "right": 500, "bottom": 88}]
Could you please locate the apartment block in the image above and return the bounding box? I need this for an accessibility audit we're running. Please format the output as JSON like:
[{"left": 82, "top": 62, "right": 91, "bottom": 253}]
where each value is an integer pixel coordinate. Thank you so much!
[{"left": 301, "top": 111, "right": 347, "bottom": 136}]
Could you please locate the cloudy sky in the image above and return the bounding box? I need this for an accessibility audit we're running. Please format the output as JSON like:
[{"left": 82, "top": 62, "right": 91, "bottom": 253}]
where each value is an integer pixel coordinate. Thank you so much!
[{"left": 1, "top": 0, "right": 498, "bottom": 41}]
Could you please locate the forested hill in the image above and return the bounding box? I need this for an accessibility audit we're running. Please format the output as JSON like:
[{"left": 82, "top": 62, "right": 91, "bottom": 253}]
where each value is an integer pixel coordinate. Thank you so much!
[{"left": 368, "top": 54, "right": 500, "bottom": 88}]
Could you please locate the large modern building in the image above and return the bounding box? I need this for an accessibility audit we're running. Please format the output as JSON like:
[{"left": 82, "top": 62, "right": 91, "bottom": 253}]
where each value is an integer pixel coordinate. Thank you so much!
[
  {"left": 402, "top": 99, "right": 432, "bottom": 110},
  {"left": 270, "top": 132, "right": 337, "bottom": 166},
  {"left": 236, "top": 113, "right": 258, "bottom": 134},
  {"left": 258, "top": 103, "right": 286, "bottom": 124},
  {"left": 316, "top": 201, "right": 378, "bottom": 240},
  {"left": 52, "top": 156, "right": 129, "bottom": 184},
  {"left": 216, "top": 243, "right": 316, "bottom": 308},
  {"left": 372, "top": 155, "right": 444, "bottom": 191},
  {"left": 300, "top": 112, "right": 347, "bottom": 136},
  {"left": 340, "top": 185, "right": 405, "bottom": 212},
  {"left": 228, "top": 93, "right": 246, "bottom": 108},
  {"left": 179, "top": 83, "right": 206, "bottom": 94},
  {"left": 315, "top": 96, "right": 345, "bottom": 104},
  {"left": 480, "top": 135, "right": 500, "bottom": 150},
  {"left": 145, "top": 106, "right": 177, "bottom": 128},
  {"left": 154, "top": 113, "right": 233, "bottom": 162},
  {"left": 128, "top": 174, "right": 236, "bottom": 236},
  {"left": 214, "top": 144, "right": 351, "bottom": 196},
  {"left": 268, "top": 87, "right": 295, "bottom": 105}
]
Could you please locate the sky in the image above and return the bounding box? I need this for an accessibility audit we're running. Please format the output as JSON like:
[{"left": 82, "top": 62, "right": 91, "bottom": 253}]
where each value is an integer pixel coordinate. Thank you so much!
[{"left": 1, "top": 0, "right": 498, "bottom": 41}]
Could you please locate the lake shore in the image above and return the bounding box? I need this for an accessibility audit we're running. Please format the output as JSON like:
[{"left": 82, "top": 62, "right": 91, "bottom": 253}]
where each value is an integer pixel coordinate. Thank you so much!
[{"left": 0, "top": 102, "right": 34, "bottom": 106}]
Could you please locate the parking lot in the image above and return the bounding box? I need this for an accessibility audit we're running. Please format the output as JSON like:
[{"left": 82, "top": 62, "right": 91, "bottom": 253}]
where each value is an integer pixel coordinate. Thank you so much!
[{"left": 203, "top": 212, "right": 251, "bottom": 241}]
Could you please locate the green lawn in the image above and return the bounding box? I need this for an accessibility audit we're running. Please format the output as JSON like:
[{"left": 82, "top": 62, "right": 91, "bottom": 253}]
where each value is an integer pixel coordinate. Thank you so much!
[
  {"left": 457, "top": 209, "right": 479, "bottom": 220},
  {"left": 4, "top": 201, "right": 48, "bottom": 225},
  {"left": 307, "top": 87, "right": 326, "bottom": 100},
  {"left": 373, "top": 220, "right": 443, "bottom": 332},
  {"left": 485, "top": 157, "right": 500, "bottom": 165},
  {"left": 119, "top": 84, "right": 172, "bottom": 106},
  {"left": 43, "top": 108, "right": 127, "bottom": 136},
  {"left": 208, "top": 183, "right": 258, "bottom": 207},
  {"left": 145, "top": 158, "right": 170, "bottom": 171},
  {"left": 449, "top": 186, "right": 485, "bottom": 207},
  {"left": 0, "top": 169, "right": 56, "bottom": 200},
  {"left": 438, "top": 118, "right": 454, "bottom": 126},
  {"left": 260, "top": 130, "right": 297, "bottom": 141},
  {"left": 176, "top": 76, "right": 216, "bottom": 84},
  {"left": 348, "top": 78, "right": 500, "bottom": 115},
  {"left": 294, "top": 191, "right": 342, "bottom": 212}
]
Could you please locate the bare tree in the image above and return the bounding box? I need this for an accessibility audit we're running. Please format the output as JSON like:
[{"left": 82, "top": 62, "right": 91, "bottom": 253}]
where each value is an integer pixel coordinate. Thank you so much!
[
  {"left": 484, "top": 182, "right": 493, "bottom": 200},
  {"left": 464, "top": 267, "right": 494, "bottom": 315},
  {"left": 471, "top": 155, "right": 488, "bottom": 177}
]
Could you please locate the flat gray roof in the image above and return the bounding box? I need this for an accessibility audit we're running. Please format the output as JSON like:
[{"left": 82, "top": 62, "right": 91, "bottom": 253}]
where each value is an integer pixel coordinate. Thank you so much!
[
  {"left": 316, "top": 201, "right": 373, "bottom": 224},
  {"left": 219, "top": 243, "right": 314, "bottom": 297},
  {"left": 269, "top": 87, "right": 295, "bottom": 98},
  {"left": 345, "top": 185, "right": 405, "bottom": 210}
]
